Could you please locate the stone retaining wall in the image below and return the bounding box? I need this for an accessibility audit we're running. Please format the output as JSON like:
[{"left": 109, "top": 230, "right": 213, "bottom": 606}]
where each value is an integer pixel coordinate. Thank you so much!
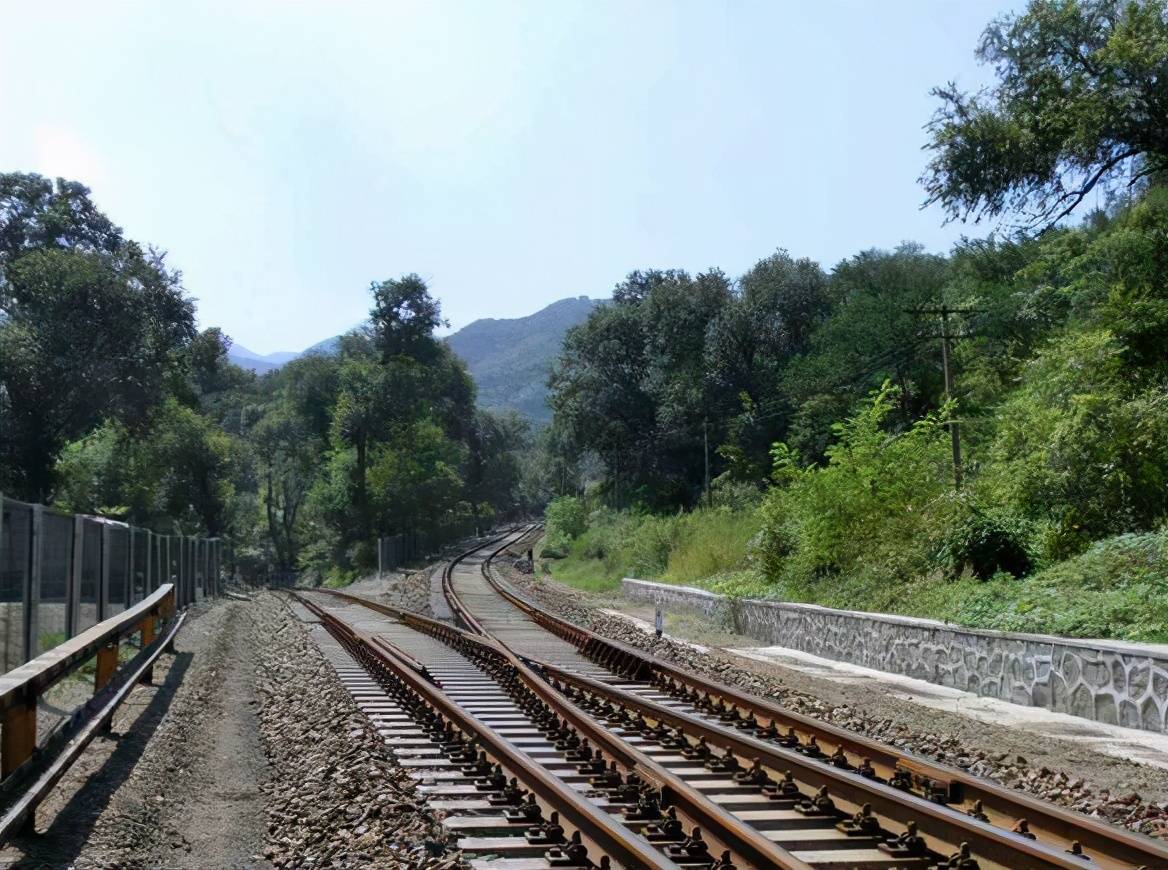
[{"left": 621, "top": 578, "right": 1168, "bottom": 733}]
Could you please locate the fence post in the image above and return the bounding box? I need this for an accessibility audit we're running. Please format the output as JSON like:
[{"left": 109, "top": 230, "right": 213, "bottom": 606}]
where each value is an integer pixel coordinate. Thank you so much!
[
  {"left": 145, "top": 529, "right": 152, "bottom": 593},
  {"left": 69, "top": 516, "right": 83, "bottom": 638},
  {"left": 25, "top": 506, "right": 42, "bottom": 661},
  {"left": 127, "top": 527, "right": 135, "bottom": 606},
  {"left": 180, "top": 536, "right": 188, "bottom": 606},
  {"left": 94, "top": 641, "right": 118, "bottom": 692},
  {"left": 1, "top": 688, "right": 36, "bottom": 776},
  {"left": 99, "top": 523, "right": 110, "bottom": 623}
]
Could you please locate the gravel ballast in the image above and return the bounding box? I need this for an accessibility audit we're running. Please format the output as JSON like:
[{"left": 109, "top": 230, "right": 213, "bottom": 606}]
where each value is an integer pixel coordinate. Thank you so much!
[
  {"left": 0, "top": 593, "right": 463, "bottom": 868},
  {"left": 255, "top": 591, "right": 460, "bottom": 869},
  {"left": 501, "top": 559, "right": 1168, "bottom": 841}
]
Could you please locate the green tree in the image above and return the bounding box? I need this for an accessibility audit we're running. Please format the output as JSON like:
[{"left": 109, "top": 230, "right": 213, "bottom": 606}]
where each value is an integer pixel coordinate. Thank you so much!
[
  {"left": 922, "top": 0, "right": 1168, "bottom": 229},
  {"left": 252, "top": 405, "right": 316, "bottom": 570},
  {"left": 706, "top": 251, "right": 831, "bottom": 481},
  {"left": 0, "top": 244, "right": 195, "bottom": 499}
]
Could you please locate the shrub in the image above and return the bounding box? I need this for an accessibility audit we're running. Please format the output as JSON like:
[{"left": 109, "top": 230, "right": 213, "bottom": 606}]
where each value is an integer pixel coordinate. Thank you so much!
[
  {"left": 544, "top": 495, "right": 587, "bottom": 554},
  {"left": 934, "top": 509, "right": 1034, "bottom": 580},
  {"left": 756, "top": 382, "right": 952, "bottom": 589}
]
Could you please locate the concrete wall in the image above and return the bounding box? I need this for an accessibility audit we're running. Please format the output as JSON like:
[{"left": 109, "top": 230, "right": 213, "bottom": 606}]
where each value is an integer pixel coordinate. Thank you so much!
[{"left": 622, "top": 578, "right": 1168, "bottom": 733}]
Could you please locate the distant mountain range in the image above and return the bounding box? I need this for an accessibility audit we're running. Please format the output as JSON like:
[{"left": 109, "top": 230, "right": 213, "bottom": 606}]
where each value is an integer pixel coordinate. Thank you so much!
[
  {"left": 227, "top": 296, "right": 602, "bottom": 423},
  {"left": 446, "top": 296, "right": 602, "bottom": 423}
]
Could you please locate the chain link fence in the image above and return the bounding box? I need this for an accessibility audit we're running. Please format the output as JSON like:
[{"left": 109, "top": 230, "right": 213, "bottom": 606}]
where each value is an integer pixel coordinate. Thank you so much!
[{"left": 0, "top": 493, "right": 223, "bottom": 673}]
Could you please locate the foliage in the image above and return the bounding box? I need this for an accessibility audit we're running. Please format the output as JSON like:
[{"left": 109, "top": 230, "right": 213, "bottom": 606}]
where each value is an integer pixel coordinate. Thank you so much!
[
  {"left": 922, "top": 0, "right": 1168, "bottom": 229},
  {"left": 0, "top": 174, "right": 196, "bottom": 500},
  {"left": 544, "top": 495, "right": 586, "bottom": 556},
  {"left": 756, "top": 383, "right": 953, "bottom": 588},
  {"left": 933, "top": 507, "right": 1034, "bottom": 580},
  {"left": 541, "top": 503, "right": 758, "bottom": 593}
]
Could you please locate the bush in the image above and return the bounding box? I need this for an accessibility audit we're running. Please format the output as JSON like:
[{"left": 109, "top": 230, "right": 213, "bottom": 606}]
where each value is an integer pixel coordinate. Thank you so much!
[
  {"left": 544, "top": 495, "right": 587, "bottom": 553},
  {"left": 934, "top": 509, "right": 1034, "bottom": 579},
  {"left": 756, "top": 382, "right": 952, "bottom": 590}
]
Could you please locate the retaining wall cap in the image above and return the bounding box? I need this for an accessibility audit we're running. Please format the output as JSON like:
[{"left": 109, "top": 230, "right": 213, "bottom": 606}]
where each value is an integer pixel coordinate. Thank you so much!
[{"left": 620, "top": 578, "right": 1168, "bottom": 663}]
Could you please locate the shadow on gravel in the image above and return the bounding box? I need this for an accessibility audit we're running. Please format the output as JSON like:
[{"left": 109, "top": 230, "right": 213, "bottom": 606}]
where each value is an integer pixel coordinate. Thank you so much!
[{"left": 7, "top": 651, "right": 194, "bottom": 868}]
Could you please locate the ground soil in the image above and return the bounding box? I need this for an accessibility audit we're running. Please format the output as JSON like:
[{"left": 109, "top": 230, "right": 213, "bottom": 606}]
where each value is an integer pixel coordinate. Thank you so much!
[{"left": 0, "top": 600, "right": 270, "bottom": 869}]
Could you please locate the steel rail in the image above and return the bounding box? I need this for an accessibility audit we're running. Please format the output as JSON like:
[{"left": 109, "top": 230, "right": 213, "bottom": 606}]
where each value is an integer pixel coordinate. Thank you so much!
[
  {"left": 296, "top": 589, "right": 677, "bottom": 870},
  {"left": 540, "top": 659, "right": 1092, "bottom": 870},
  {"left": 440, "top": 530, "right": 811, "bottom": 867},
  {"left": 475, "top": 541, "right": 1168, "bottom": 870},
  {"left": 323, "top": 541, "right": 815, "bottom": 869}
]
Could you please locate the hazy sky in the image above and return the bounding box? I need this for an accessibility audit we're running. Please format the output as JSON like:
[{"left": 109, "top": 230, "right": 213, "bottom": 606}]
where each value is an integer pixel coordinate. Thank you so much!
[{"left": 0, "top": 1, "right": 1018, "bottom": 354}]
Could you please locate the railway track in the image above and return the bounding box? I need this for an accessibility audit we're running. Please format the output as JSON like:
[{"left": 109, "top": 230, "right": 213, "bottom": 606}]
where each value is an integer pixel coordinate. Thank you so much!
[{"left": 299, "top": 527, "right": 1168, "bottom": 869}]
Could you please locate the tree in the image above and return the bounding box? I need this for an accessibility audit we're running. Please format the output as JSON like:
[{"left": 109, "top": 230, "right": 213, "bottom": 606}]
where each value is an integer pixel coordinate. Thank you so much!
[
  {"left": 922, "top": 0, "right": 1168, "bottom": 230},
  {"left": 0, "top": 173, "right": 122, "bottom": 263},
  {"left": 465, "top": 409, "right": 531, "bottom": 521},
  {"left": 0, "top": 245, "right": 195, "bottom": 499},
  {"left": 54, "top": 399, "right": 236, "bottom": 535},
  {"left": 783, "top": 245, "right": 949, "bottom": 459},
  {"left": 252, "top": 405, "right": 315, "bottom": 570},
  {"left": 706, "top": 251, "right": 831, "bottom": 481},
  {"left": 369, "top": 273, "right": 446, "bottom": 364}
]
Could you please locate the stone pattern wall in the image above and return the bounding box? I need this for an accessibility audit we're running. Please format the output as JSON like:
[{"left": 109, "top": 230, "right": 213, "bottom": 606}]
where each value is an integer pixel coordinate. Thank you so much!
[{"left": 621, "top": 578, "right": 1168, "bottom": 733}]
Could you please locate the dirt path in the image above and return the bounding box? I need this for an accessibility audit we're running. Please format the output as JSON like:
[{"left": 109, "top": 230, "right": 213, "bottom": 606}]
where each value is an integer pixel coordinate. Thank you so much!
[
  {"left": 0, "top": 601, "right": 269, "bottom": 869},
  {"left": 0, "top": 592, "right": 460, "bottom": 870}
]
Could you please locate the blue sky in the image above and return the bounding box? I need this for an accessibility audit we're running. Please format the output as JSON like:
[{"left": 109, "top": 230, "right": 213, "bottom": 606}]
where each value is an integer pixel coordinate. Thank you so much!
[{"left": 0, "top": 1, "right": 1018, "bottom": 354}]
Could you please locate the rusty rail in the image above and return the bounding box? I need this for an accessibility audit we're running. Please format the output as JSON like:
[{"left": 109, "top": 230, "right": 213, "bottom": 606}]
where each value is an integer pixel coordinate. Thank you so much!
[
  {"left": 477, "top": 539, "right": 1168, "bottom": 870},
  {"left": 296, "top": 590, "right": 676, "bottom": 870}
]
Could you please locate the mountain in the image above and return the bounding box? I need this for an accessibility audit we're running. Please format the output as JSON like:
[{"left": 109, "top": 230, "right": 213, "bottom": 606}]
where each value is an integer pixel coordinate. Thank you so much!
[
  {"left": 223, "top": 296, "right": 602, "bottom": 423},
  {"left": 445, "top": 296, "right": 602, "bottom": 424},
  {"left": 227, "top": 343, "right": 296, "bottom": 374}
]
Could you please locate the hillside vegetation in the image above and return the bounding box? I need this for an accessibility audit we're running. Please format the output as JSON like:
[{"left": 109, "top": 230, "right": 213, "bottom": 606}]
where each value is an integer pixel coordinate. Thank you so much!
[
  {"left": 540, "top": 0, "right": 1168, "bottom": 643},
  {"left": 0, "top": 180, "right": 535, "bottom": 585}
]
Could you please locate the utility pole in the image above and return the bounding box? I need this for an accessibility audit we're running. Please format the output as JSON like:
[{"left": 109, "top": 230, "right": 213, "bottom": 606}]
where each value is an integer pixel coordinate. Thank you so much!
[
  {"left": 703, "top": 417, "right": 711, "bottom": 508},
  {"left": 908, "top": 304, "right": 980, "bottom": 490},
  {"left": 938, "top": 307, "right": 962, "bottom": 489}
]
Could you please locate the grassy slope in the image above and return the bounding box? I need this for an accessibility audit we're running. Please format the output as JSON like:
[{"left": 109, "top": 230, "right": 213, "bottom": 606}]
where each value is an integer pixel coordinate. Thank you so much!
[{"left": 544, "top": 509, "right": 1168, "bottom": 642}]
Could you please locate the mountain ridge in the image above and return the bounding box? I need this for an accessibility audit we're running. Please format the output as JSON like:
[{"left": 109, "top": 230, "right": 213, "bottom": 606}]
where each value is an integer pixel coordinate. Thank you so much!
[{"left": 226, "top": 296, "right": 602, "bottom": 422}]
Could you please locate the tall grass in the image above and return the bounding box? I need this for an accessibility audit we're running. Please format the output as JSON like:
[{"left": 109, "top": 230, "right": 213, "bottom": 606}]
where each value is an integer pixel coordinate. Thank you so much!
[{"left": 544, "top": 506, "right": 760, "bottom": 593}]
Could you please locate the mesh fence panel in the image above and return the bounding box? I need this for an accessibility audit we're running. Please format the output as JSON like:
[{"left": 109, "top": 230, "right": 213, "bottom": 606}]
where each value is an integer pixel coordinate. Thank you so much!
[
  {"left": 0, "top": 496, "right": 221, "bottom": 675},
  {"left": 79, "top": 519, "right": 101, "bottom": 633},
  {"left": 131, "top": 529, "right": 148, "bottom": 604},
  {"left": 195, "top": 539, "right": 204, "bottom": 597},
  {"left": 106, "top": 526, "right": 129, "bottom": 615},
  {"left": 38, "top": 511, "right": 73, "bottom": 654},
  {"left": 168, "top": 537, "right": 179, "bottom": 590},
  {"left": 0, "top": 501, "right": 30, "bottom": 671}
]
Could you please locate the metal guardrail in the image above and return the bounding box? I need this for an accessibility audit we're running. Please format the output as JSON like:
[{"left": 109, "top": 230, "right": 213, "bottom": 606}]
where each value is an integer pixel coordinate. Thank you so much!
[
  {"left": 0, "top": 582, "right": 184, "bottom": 842},
  {"left": 0, "top": 493, "right": 222, "bottom": 671}
]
